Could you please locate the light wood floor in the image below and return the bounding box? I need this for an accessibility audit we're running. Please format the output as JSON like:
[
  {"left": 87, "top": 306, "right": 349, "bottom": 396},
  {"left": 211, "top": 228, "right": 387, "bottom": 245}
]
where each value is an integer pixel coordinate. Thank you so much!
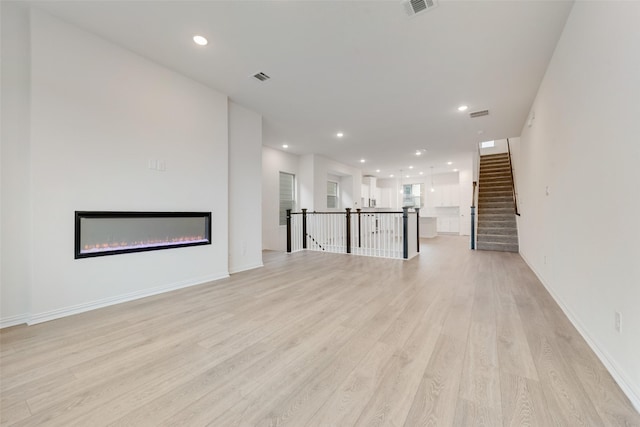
[{"left": 1, "top": 236, "right": 639, "bottom": 426}]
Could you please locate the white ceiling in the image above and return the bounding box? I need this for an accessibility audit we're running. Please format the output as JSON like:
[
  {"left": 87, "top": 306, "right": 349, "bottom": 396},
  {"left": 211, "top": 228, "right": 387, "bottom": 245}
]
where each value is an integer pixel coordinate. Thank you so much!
[{"left": 30, "top": 0, "right": 574, "bottom": 177}]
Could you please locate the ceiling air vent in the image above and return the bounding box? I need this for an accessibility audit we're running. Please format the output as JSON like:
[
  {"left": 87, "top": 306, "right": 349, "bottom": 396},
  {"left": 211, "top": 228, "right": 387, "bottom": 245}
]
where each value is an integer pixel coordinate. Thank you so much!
[
  {"left": 469, "top": 110, "right": 489, "bottom": 118},
  {"left": 403, "top": 0, "right": 438, "bottom": 17},
  {"left": 252, "top": 72, "right": 270, "bottom": 82}
]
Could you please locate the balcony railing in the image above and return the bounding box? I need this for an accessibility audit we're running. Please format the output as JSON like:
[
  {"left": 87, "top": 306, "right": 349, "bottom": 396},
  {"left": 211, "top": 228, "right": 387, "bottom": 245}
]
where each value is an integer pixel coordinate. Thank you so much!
[{"left": 286, "top": 208, "right": 419, "bottom": 260}]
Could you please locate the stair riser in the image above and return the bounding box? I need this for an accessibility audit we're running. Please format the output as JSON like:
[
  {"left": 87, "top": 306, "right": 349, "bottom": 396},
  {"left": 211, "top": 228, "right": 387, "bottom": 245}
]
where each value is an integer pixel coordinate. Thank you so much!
[
  {"left": 480, "top": 186, "right": 512, "bottom": 192},
  {"left": 479, "top": 209, "right": 515, "bottom": 215},
  {"left": 478, "top": 220, "right": 517, "bottom": 228},
  {"left": 480, "top": 181, "right": 512, "bottom": 187},
  {"left": 480, "top": 171, "right": 511, "bottom": 178},
  {"left": 480, "top": 191, "right": 513, "bottom": 198},
  {"left": 477, "top": 235, "right": 518, "bottom": 244},
  {"left": 478, "top": 202, "right": 514, "bottom": 209},
  {"left": 481, "top": 161, "right": 510, "bottom": 168},
  {"left": 479, "top": 212, "right": 515, "bottom": 219},
  {"left": 478, "top": 196, "right": 513, "bottom": 202},
  {"left": 477, "top": 227, "right": 517, "bottom": 236},
  {"left": 481, "top": 154, "right": 509, "bottom": 160},
  {"left": 480, "top": 164, "right": 510, "bottom": 171},
  {"left": 476, "top": 242, "right": 519, "bottom": 253},
  {"left": 480, "top": 183, "right": 512, "bottom": 189},
  {"left": 481, "top": 171, "right": 510, "bottom": 175},
  {"left": 481, "top": 165, "right": 510, "bottom": 171}
]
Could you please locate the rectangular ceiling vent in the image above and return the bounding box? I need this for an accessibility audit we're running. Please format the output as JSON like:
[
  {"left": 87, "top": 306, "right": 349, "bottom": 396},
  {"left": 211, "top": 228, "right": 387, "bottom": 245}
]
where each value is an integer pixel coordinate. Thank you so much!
[
  {"left": 470, "top": 110, "right": 489, "bottom": 118},
  {"left": 403, "top": 0, "right": 438, "bottom": 17},
  {"left": 252, "top": 72, "right": 270, "bottom": 82}
]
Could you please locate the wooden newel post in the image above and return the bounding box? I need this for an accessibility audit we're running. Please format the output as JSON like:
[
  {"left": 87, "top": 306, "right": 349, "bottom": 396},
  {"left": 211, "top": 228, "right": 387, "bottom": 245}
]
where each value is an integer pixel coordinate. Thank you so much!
[
  {"left": 357, "top": 208, "right": 362, "bottom": 248},
  {"left": 302, "top": 208, "right": 307, "bottom": 250},
  {"left": 345, "top": 208, "right": 352, "bottom": 254},
  {"left": 286, "top": 209, "right": 292, "bottom": 253},
  {"left": 402, "top": 207, "right": 409, "bottom": 259},
  {"left": 415, "top": 207, "right": 420, "bottom": 253}
]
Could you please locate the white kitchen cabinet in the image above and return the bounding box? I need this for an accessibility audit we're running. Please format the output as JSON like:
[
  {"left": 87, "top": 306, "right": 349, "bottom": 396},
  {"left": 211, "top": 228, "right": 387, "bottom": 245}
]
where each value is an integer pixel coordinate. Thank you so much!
[
  {"left": 437, "top": 216, "right": 460, "bottom": 234},
  {"left": 430, "top": 184, "right": 460, "bottom": 207}
]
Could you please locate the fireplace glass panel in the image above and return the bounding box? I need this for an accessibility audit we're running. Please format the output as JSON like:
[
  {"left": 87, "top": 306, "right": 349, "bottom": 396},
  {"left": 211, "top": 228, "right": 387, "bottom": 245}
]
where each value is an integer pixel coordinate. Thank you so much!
[{"left": 75, "top": 211, "right": 211, "bottom": 258}]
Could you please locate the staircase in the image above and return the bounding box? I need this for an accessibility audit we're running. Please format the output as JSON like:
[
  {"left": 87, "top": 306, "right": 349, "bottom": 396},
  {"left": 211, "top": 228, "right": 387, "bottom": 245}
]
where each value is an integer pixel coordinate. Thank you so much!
[{"left": 477, "top": 153, "right": 519, "bottom": 252}]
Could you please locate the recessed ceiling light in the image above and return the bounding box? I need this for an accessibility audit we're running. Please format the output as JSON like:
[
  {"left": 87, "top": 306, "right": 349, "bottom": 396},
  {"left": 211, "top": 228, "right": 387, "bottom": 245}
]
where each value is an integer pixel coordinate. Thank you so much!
[
  {"left": 415, "top": 151, "right": 422, "bottom": 156},
  {"left": 336, "top": 132, "right": 344, "bottom": 138},
  {"left": 458, "top": 105, "right": 468, "bottom": 112},
  {"left": 360, "top": 159, "right": 365, "bottom": 163},
  {"left": 453, "top": 168, "right": 459, "bottom": 172},
  {"left": 409, "top": 166, "right": 414, "bottom": 169},
  {"left": 406, "top": 175, "right": 410, "bottom": 178},
  {"left": 447, "top": 161, "right": 452, "bottom": 165},
  {"left": 193, "top": 35, "right": 208, "bottom": 46},
  {"left": 282, "top": 144, "right": 288, "bottom": 149},
  {"left": 390, "top": 174, "right": 394, "bottom": 178},
  {"left": 376, "top": 169, "right": 381, "bottom": 173},
  {"left": 419, "top": 172, "right": 424, "bottom": 175}
]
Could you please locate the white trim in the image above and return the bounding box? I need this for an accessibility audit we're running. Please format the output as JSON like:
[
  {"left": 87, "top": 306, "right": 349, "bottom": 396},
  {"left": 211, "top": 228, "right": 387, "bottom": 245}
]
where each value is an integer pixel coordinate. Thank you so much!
[
  {"left": 0, "top": 313, "right": 30, "bottom": 329},
  {"left": 519, "top": 252, "right": 640, "bottom": 413},
  {"left": 229, "top": 263, "right": 264, "bottom": 275},
  {"left": 27, "top": 273, "right": 229, "bottom": 326}
]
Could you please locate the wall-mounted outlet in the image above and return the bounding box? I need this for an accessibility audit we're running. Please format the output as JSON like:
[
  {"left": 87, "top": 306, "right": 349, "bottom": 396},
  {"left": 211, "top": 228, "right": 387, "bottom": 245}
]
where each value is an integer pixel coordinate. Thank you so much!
[{"left": 615, "top": 311, "right": 622, "bottom": 333}]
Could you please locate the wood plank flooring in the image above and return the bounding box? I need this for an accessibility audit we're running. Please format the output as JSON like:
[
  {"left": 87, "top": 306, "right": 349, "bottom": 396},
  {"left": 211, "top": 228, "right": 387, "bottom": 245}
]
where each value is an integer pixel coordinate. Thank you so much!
[{"left": 1, "top": 236, "right": 639, "bottom": 426}]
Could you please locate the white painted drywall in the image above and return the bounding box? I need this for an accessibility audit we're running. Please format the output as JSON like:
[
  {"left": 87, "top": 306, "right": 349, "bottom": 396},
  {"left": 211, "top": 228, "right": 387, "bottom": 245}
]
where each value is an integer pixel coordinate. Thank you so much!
[
  {"left": 228, "top": 101, "right": 263, "bottom": 273},
  {"left": 298, "top": 154, "right": 314, "bottom": 211},
  {"left": 517, "top": 1, "right": 640, "bottom": 409},
  {"left": 262, "top": 146, "right": 299, "bottom": 251},
  {"left": 479, "top": 138, "right": 509, "bottom": 156},
  {"left": 311, "top": 154, "right": 363, "bottom": 211},
  {"left": 1, "top": 2, "right": 31, "bottom": 326},
  {"left": 26, "top": 9, "right": 230, "bottom": 322}
]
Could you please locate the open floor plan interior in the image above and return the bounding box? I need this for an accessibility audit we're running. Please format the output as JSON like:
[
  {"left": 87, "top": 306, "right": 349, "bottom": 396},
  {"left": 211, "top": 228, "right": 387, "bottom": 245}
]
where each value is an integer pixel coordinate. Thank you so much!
[{"left": 2, "top": 0, "right": 639, "bottom": 423}]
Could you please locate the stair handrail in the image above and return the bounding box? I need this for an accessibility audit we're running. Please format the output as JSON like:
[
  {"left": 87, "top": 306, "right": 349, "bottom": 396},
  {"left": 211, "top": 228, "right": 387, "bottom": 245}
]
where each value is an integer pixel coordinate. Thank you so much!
[{"left": 506, "top": 138, "right": 520, "bottom": 216}]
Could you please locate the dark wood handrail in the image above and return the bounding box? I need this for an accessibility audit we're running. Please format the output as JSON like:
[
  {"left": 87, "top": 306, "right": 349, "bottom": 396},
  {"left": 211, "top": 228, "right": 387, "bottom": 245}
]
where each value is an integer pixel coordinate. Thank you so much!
[{"left": 506, "top": 138, "right": 520, "bottom": 216}]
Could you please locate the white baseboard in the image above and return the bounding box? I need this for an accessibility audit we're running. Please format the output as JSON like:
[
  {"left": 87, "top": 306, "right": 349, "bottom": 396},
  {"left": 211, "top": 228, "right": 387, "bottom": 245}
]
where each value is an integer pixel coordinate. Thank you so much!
[
  {"left": 26, "top": 272, "right": 229, "bottom": 326},
  {"left": 229, "top": 263, "right": 263, "bottom": 275},
  {"left": 519, "top": 252, "right": 640, "bottom": 413},
  {"left": 0, "top": 313, "right": 30, "bottom": 329}
]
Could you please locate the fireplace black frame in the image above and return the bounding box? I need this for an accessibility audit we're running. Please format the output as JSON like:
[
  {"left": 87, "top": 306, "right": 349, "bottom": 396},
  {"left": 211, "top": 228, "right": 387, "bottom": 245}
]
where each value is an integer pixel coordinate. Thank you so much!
[{"left": 75, "top": 211, "right": 212, "bottom": 259}]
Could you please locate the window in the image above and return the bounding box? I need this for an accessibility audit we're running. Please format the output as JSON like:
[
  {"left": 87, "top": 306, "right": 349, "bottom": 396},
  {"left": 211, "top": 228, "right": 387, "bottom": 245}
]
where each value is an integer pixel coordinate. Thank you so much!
[
  {"left": 279, "top": 172, "right": 295, "bottom": 226},
  {"left": 402, "top": 183, "right": 424, "bottom": 208},
  {"left": 480, "top": 140, "right": 495, "bottom": 148},
  {"left": 327, "top": 181, "right": 339, "bottom": 209}
]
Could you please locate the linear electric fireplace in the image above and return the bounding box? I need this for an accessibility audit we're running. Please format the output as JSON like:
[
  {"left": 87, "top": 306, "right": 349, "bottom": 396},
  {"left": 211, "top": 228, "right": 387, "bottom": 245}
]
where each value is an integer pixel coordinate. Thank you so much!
[{"left": 75, "top": 211, "right": 211, "bottom": 259}]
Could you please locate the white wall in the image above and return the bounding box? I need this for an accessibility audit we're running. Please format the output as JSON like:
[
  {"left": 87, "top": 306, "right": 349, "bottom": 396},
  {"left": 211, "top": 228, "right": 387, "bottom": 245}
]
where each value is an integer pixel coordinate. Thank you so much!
[
  {"left": 228, "top": 101, "right": 263, "bottom": 273},
  {"left": 311, "top": 155, "right": 362, "bottom": 212},
  {"left": 1, "top": 2, "right": 32, "bottom": 326},
  {"left": 262, "top": 146, "right": 299, "bottom": 251},
  {"left": 517, "top": 1, "right": 640, "bottom": 410},
  {"left": 298, "top": 154, "right": 314, "bottom": 211},
  {"left": 479, "top": 138, "right": 509, "bottom": 156},
  {"left": 261, "top": 151, "right": 364, "bottom": 250},
  {"left": 0, "top": 8, "right": 237, "bottom": 325}
]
